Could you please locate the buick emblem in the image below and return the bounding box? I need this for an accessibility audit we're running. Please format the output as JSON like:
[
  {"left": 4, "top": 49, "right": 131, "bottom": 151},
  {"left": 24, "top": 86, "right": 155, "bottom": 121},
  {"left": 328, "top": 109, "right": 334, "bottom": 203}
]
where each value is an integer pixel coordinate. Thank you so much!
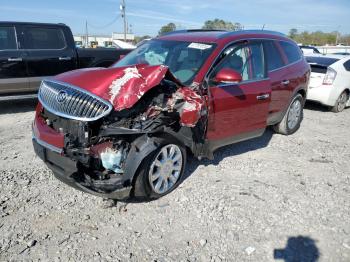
[{"left": 57, "top": 90, "right": 68, "bottom": 103}]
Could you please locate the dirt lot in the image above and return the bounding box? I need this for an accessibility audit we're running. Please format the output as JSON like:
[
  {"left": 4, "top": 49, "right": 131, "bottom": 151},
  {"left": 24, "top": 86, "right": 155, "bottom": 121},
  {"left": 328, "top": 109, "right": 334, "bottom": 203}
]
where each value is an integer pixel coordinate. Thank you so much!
[{"left": 0, "top": 99, "right": 349, "bottom": 261}]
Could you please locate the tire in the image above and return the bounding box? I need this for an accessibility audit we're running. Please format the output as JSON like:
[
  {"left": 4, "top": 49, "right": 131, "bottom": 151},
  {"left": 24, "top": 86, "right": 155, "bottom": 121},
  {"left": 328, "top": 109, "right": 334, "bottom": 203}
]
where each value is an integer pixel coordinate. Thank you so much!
[
  {"left": 132, "top": 137, "right": 187, "bottom": 201},
  {"left": 331, "top": 91, "right": 348, "bottom": 113},
  {"left": 273, "top": 94, "right": 304, "bottom": 135}
]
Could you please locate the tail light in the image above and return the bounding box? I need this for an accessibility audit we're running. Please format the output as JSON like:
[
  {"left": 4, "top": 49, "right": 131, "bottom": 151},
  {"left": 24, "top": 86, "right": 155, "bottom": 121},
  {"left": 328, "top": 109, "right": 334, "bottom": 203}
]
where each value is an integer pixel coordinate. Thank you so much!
[{"left": 323, "top": 68, "right": 337, "bottom": 85}]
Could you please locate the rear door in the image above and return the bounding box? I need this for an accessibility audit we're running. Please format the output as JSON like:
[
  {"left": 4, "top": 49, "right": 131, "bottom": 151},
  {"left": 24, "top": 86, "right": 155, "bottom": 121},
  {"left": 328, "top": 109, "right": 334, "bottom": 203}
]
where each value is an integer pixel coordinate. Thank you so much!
[
  {"left": 263, "top": 40, "right": 290, "bottom": 124},
  {"left": 206, "top": 40, "right": 271, "bottom": 143},
  {"left": 20, "top": 25, "right": 76, "bottom": 91},
  {"left": 279, "top": 40, "right": 305, "bottom": 98},
  {"left": 0, "top": 24, "right": 29, "bottom": 94}
]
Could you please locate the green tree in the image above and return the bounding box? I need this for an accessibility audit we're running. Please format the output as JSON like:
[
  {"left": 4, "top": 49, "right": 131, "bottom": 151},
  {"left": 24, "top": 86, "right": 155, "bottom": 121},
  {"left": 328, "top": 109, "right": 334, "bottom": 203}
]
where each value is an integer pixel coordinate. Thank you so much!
[
  {"left": 158, "top": 23, "right": 176, "bottom": 36},
  {"left": 289, "top": 28, "right": 298, "bottom": 39},
  {"left": 288, "top": 29, "right": 339, "bottom": 45},
  {"left": 202, "top": 19, "right": 242, "bottom": 31},
  {"left": 339, "top": 34, "right": 350, "bottom": 45}
]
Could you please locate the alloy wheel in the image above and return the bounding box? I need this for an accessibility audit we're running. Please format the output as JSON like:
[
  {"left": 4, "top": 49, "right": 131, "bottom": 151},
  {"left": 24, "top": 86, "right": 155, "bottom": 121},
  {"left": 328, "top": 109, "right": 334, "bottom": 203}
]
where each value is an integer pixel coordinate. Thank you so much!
[
  {"left": 287, "top": 99, "right": 302, "bottom": 130},
  {"left": 148, "top": 144, "right": 183, "bottom": 194},
  {"left": 337, "top": 92, "right": 348, "bottom": 112}
]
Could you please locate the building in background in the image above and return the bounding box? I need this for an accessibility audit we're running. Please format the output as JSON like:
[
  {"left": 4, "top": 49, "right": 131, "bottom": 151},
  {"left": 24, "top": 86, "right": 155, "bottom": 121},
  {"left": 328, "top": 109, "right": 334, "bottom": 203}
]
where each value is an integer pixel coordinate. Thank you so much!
[{"left": 74, "top": 32, "right": 135, "bottom": 49}]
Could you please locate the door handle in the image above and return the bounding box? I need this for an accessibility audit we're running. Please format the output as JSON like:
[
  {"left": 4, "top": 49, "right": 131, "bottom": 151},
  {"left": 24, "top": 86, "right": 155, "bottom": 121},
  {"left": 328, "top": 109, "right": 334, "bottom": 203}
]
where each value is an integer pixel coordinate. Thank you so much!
[
  {"left": 59, "top": 56, "right": 72, "bottom": 61},
  {"left": 281, "top": 80, "right": 290, "bottom": 85},
  {"left": 8, "top": 57, "right": 23, "bottom": 62},
  {"left": 256, "top": 94, "right": 270, "bottom": 100}
]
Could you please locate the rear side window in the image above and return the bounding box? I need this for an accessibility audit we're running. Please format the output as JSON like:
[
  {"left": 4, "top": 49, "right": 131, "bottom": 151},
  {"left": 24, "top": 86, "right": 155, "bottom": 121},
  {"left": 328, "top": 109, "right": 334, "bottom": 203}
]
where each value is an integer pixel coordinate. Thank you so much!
[
  {"left": 280, "top": 41, "right": 301, "bottom": 64},
  {"left": 0, "top": 26, "right": 17, "bottom": 50},
  {"left": 263, "top": 40, "right": 284, "bottom": 71},
  {"left": 24, "top": 27, "right": 66, "bottom": 49},
  {"left": 344, "top": 60, "right": 350, "bottom": 71}
]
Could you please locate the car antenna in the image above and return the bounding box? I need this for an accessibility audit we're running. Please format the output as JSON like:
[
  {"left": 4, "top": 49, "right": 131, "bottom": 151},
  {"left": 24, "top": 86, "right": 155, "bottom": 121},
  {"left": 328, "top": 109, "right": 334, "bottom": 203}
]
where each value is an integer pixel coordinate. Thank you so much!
[{"left": 261, "top": 24, "right": 266, "bottom": 30}]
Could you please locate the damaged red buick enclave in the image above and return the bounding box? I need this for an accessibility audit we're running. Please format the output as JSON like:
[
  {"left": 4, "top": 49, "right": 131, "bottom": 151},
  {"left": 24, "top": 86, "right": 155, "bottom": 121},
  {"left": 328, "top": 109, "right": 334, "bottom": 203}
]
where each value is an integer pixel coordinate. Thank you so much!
[{"left": 32, "top": 30, "right": 310, "bottom": 200}]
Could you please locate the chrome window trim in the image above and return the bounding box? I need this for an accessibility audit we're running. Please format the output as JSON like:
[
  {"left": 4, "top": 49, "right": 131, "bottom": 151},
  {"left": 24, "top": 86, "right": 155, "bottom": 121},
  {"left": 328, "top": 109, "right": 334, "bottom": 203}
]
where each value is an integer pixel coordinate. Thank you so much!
[
  {"left": 216, "top": 77, "right": 270, "bottom": 88},
  {"left": 268, "top": 40, "right": 302, "bottom": 72},
  {"left": 205, "top": 37, "right": 302, "bottom": 80},
  {"left": 38, "top": 79, "right": 113, "bottom": 122},
  {"left": 32, "top": 135, "right": 63, "bottom": 154},
  {"left": 268, "top": 57, "right": 302, "bottom": 73}
]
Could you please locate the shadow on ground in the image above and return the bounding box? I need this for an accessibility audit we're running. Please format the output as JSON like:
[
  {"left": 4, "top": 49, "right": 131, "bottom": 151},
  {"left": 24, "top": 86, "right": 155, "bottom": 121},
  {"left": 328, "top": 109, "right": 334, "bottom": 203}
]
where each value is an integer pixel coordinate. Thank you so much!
[
  {"left": 183, "top": 128, "right": 274, "bottom": 180},
  {"left": 304, "top": 101, "right": 329, "bottom": 112},
  {"left": 274, "top": 236, "right": 320, "bottom": 261},
  {"left": 1, "top": 97, "right": 275, "bottom": 204},
  {"left": 0, "top": 98, "right": 37, "bottom": 114},
  {"left": 124, "top": 128, "right": 274, "bottom": 204}
]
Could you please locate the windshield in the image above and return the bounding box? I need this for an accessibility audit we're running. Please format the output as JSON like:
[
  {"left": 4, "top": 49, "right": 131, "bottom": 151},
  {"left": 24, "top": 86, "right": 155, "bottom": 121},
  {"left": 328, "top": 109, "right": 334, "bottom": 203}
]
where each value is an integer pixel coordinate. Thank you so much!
[{"left": 113, "top": 39, "right": 216, "bottom": 85}]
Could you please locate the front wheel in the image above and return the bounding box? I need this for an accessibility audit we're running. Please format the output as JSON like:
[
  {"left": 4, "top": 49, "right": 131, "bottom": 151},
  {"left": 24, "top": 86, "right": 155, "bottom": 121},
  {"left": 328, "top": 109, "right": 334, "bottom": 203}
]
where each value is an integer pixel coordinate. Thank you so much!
[
  {"left": 132, "top": 140, "right": 186, "bottom": 201},
  {"left": 273, "top": 94, "right": 304, "bottom": 135},
  {"left": 331, "top": 91, "right": 348, "bottom": 113}
]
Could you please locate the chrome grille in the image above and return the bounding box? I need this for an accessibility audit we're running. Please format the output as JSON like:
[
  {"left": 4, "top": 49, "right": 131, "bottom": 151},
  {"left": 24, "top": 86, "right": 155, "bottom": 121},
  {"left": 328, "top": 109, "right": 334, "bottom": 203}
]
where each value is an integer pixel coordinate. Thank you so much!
[{"left": 38, "top": 80, "right": 112, "bottom": 121}]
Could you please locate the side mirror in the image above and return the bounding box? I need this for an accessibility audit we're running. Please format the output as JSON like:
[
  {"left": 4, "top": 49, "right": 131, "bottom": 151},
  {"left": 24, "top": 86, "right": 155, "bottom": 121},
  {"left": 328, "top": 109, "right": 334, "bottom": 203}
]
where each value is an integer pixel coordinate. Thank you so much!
[{"left": 214, "top": 68, "right": 242, "bottom": 84}]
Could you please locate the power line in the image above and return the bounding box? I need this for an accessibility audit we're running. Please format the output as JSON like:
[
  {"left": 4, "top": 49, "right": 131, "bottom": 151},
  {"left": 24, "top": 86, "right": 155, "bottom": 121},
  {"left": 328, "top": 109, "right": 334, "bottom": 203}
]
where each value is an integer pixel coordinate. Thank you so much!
[{"left": 87, "top": 14, "right": 121, "bottom": 29}]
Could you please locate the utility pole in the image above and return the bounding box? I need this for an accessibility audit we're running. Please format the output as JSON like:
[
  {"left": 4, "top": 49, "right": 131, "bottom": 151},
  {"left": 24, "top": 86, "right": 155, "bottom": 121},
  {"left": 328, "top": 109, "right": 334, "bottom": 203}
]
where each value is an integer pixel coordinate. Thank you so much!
[
  {"left": 120, "top": 0, "right": 126, "bottom": 41},
  {"left": 85, "top": 20, "right": 89, "bottom": 47},
  {"left": 336, "top": 25, "right": 341, "bottom": 45}
]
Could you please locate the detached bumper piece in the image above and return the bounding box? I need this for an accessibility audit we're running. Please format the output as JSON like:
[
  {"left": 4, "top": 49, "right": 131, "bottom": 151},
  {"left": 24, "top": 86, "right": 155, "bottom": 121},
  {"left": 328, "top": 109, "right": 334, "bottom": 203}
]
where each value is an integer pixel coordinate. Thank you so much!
[{"left": 32, "top": 137, "right": 131, "bottom": 200}]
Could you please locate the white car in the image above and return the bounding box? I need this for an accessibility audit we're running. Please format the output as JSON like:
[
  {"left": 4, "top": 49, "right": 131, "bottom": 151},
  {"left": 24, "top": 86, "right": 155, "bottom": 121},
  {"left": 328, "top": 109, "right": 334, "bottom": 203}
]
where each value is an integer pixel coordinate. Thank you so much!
[
  {"left": 299, "top": 45, "right": 321, "bottom": 55},
  {"left": 306, "top": 55, "right": 350, "bottom": 112}
]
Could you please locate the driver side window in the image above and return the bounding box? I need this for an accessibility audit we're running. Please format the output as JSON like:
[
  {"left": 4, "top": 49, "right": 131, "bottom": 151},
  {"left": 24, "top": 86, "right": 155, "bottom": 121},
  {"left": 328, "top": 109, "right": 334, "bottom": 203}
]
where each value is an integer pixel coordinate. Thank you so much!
[{"left": 211, "top": 41, "right": 265, "bottom": 83}]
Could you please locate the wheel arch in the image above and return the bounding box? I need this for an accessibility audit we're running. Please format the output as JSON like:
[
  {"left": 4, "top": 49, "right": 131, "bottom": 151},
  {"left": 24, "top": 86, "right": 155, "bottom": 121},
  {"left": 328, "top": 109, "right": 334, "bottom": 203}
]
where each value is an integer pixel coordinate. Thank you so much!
[
  {"left": 297, "top": 88, "right": 306, "bottom": 100},
  {"left": 123, "top": 132, "right": 188, "bottom": 188}
]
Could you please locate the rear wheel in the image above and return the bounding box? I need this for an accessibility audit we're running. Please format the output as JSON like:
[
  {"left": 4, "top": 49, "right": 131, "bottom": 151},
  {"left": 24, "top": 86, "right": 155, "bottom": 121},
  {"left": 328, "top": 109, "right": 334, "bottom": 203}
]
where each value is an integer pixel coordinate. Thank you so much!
[
  {"left": 273, "top": 94, "right": 304, "bottom": 135},
  {"left": 331, "top": 91, "right": 348, "bottom": 113},
  {"left": 132, "top": 140, "right": 186, "bottom": 201}
]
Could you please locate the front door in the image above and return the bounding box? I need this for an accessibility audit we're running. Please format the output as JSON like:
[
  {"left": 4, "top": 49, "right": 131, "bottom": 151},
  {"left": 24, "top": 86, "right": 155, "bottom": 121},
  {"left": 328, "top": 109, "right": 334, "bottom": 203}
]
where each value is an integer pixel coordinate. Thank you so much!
[
  {"left": 20, "top": 25, "right": 76, "bottom": 91},
  {"left": 206, "top": 40, "right": 271, "bottom": 147},
  {"left": 0, "top": 25, "right": 29, "bottom": 94}
]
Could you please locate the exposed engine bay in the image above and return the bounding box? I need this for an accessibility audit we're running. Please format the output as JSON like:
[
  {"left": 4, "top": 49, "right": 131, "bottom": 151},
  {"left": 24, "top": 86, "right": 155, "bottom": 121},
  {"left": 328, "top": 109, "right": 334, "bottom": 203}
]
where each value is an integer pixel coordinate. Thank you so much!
[{"left": 36, "top": 65, "right": 209, "bottom": 196}]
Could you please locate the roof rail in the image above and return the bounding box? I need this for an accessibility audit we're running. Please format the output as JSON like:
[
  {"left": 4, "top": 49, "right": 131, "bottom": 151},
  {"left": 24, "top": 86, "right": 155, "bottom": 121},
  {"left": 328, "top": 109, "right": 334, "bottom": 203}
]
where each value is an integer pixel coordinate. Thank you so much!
[
  {"left": 161, "top": 29, "right": 227, "bottom": 36},
  {"left": 219, "top": 29, "right": 286, "bottom": 39},
  {"left": 160, "top": 29, "right": 287, "bottom": 39}
]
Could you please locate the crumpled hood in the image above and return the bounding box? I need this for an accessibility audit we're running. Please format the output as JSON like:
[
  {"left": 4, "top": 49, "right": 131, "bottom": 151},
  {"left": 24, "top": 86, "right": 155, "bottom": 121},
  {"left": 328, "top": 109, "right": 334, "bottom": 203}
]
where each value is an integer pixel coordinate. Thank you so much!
[{"left": 53, "top": 64, "right": 183, "bottom": 111}]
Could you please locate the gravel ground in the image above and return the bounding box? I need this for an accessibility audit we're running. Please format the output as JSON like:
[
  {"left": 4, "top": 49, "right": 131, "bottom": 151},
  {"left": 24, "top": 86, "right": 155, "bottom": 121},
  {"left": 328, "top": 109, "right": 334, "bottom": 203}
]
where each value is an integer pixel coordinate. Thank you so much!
[{"left": 0, "top": 99, "right": 349, "bottom": 261}]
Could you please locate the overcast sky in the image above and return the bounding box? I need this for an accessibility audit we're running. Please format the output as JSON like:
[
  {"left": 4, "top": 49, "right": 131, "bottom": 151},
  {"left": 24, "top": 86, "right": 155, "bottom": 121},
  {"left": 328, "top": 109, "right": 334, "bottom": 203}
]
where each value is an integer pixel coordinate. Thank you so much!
[{"left": 1, "top": 0, "right": 349, "bottom": 36}]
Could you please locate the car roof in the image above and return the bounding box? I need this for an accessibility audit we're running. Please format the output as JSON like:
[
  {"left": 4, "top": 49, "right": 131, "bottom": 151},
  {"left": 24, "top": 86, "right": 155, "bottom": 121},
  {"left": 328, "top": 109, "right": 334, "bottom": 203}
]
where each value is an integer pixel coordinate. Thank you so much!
[
  {"left": 0, "top": 21, "right": 68, "bottom": 28},
  {"left": 157, "top": 29, "right": 288, "bottom": 43}
]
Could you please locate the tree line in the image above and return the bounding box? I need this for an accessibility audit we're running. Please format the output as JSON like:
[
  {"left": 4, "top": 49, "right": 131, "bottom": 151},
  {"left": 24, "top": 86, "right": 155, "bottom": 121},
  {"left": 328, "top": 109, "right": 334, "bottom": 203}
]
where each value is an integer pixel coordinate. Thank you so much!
[
  {"left": 134, "top": 19, "right": 242, "bottom": 44},
  {"left": 288, "top": 29, "right": 350, "bottom": 46},
  {"left": 134, "top": 19, "right": 350, "bottom": 46},
  {"left": 158, "top": 19, "right": 242, "bottom": 36}
]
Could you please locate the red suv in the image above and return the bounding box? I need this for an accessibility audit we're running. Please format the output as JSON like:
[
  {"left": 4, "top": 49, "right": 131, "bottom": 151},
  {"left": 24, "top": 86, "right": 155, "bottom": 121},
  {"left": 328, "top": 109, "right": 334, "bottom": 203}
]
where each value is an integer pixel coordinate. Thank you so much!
[{"left": 32, "top": 30, "right": 310, "bottom": 200}]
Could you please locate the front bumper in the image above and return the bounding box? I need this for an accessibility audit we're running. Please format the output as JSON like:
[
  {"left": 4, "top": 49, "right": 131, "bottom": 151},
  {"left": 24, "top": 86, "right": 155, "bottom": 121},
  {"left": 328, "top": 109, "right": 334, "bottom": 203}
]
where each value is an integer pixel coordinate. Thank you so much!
[{"left": 32, "top": 136, "right": 131, "bottom": 200}]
